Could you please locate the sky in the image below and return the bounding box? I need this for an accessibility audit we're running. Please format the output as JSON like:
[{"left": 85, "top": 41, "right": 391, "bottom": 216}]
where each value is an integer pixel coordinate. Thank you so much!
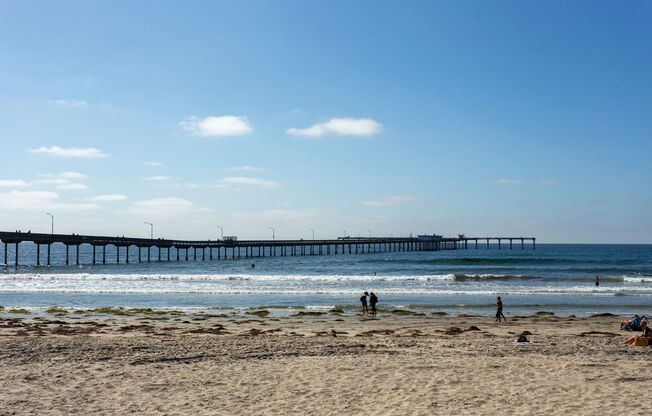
[{"left": 0, "top": 0, "right": 650, "bottom": 243}]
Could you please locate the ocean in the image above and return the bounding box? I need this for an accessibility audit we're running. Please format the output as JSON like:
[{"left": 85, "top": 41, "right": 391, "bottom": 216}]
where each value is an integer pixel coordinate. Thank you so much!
[{"left": 1, "top": 243, "right": 651, "bottom": 317}]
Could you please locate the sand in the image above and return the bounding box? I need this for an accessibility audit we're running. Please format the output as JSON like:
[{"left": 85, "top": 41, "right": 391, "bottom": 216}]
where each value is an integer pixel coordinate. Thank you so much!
[{"left": 0, "top": 311, "right": 650, "bottom": 415}]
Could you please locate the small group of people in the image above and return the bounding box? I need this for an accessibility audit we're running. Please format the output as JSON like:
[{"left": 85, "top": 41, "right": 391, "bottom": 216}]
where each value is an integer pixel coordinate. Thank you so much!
[{"left": 360, "top": 291, "right": 378, "bottom": 316}]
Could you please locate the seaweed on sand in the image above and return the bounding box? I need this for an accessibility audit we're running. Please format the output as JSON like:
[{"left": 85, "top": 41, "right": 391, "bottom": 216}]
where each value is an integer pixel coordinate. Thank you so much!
[
  {"left": 245, "top": 310, "right": 271, "bottom": 317},
  {"left": 45, "top": 307, "right": 68, "bottom": 315},
  {"left": 386, "top": 309, "right": 425, "bottom": 316},
  {"left": 292, "top": 311, "right": 326, "bottom": 317}
]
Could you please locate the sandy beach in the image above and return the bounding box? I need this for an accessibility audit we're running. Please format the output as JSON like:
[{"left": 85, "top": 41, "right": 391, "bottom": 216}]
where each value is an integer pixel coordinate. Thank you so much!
[{"left": 0, "top": 311, "right": 650, "bottom": 416}]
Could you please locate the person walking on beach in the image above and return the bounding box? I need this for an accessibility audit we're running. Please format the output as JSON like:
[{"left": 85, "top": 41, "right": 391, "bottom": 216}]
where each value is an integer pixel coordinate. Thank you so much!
[
  {"left": 595, "top": 275, "right": 600, "bottom": 287},
  {"left": 369, "top": 292, "right": 378, "bottom": 316},
  {"left": 496, "top": 296, "right": 507, "bottom": 322},
  {"left": 360, "top": 292, "right": 369, "bottom": 315}
]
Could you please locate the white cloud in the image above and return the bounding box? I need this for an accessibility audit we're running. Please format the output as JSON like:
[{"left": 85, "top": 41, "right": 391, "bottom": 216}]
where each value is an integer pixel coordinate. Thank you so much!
[
  {"left": 50, "top": 99, "right": 89, "bottom": 108},
  {"left": 0, "top": 190, "right": 58, "bottom": 209},
  {"left": 52, "top": 202, "right": 99, "bottom": 211},
  {"left": 55, "top": 183, "right": 86, "bottom": 190},
  {"left": 287, "top": 118, "right": 382, "bottom": 138},
  {"left": 29, "top": 146, "right": 107, "bottom": 158},
  {"left": 59, "top": 171, "right": 87, "bottom": 180},
  {"left": 144, "top": 176, "right": 173, "bottom": 182},
  {"left": 36, "top": 178, "right": 69, "bottom": 186},
  {"left": 364, "top": 195, "right": 416, "bottom": 207},
  {"left": 180, "top": 115, "right": 252, "bottom": 137},
  {"left": 144, "top": 161, "right": 163, "bottom": 167},
  {"left": 89, "top": 194, "right": 127, "bottom": 202},
  {"left": 0, "top": 179, "right": 29, "bottom": 188},
  {"left": 340, "top": 215, "right": 389, "bottom": 224},
  {"left": 228, "top": 165, "right": 264, "bottom": 172},
  {"left": 0, "top": 190, "right": 98, "bottom": 211},
  {"left": 125, "top": 197, "right": 212, "bottom": 217},
  {"left": 232, "top": 209, "right": 320, "bottom": 221},
  {"left": 140, "top": 174, "right": 278, "bottom": 190},
  {"left": 489, "top": 179, "right": 523, "bottom": 185},
  {"left": 35, "top": 172, "right": 88, "bottom": 190},
  {"left": 540, "top": 178, "right": 559, "bottom": 185},
  {"left": 220, "top": 176, "right": 279, "bottom": 189}
]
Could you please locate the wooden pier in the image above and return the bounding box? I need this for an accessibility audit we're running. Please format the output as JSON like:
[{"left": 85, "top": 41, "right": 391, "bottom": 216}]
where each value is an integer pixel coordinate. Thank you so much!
[{"left": 0, "top": 231, "right": 535, "bottom": 267}]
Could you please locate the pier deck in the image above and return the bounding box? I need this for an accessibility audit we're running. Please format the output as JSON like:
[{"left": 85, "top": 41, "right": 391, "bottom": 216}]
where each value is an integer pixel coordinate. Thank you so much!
[{"left": 0, "top": 231, "right": 535, "bottom": 267}]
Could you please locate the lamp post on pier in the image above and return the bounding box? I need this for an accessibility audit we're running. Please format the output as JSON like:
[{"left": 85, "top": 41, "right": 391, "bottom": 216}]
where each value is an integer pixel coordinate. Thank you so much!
[
  {"left": 144, "top": 221, "right": 153, "bottom": 239},
  {"left": 269, "top": 227, "right": 275, "bottom": 240},
  {"left": 46, "top": 212, "right": 54, "bottom": 235},
  {"left": 309, "top": 228, "right": 315, "bottom": 240},
  {"left": 367, "top": 229, "right": 372, "bottom": 238}
]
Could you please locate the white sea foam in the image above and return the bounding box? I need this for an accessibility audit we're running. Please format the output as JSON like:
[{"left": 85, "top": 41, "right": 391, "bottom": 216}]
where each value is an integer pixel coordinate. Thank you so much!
[
  {"left": 0, "top": 272, "right": 537, "bottom": 282},
  {"left": 2, "top": 272, "right": 652, "bottom": 297},
  {"left": 0, "top": 281, "right": 651, "bottom": 296},
  {"left": 623, "top": 275, "right": 652, "bottom": 283},
  {"left": 0, "top": 273, "right": 458, "bottom": 282}
]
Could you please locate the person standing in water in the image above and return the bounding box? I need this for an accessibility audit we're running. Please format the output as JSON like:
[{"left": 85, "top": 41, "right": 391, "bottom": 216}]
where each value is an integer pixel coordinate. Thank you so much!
[
  {"left": 360, "top": 292, "right": 369, "bottom": 315},
  {"left": 495, "top": 296, "right": 507, "bottom": 322},
  {"left": 595, "top": 275, "right": 600, "bottom": 287},
  {"left": 369, "top": 292, "right": 378, "bottom": 316}
]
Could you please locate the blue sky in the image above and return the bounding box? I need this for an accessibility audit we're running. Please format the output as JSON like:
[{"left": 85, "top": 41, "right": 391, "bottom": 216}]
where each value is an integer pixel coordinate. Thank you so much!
[{"left": 0, "top": 1, "right": 650, "bottom": 242}]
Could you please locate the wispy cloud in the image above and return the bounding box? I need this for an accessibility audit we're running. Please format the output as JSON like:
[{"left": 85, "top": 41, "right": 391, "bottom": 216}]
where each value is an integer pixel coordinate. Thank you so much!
[
  {"left": 339, "top": 215, "right": 389, "bottom": 224},
  {"left": 58, "top": 171, "right": 87, "bottom": 180},
  {"left": 142, "top": 174, "right": 278, "bottom": 190},
  {"left": 125, "top": 197, "right": 213, "bottom": 217},
  {"left": 180, "top": 115, "right": 252, "bottom": 137},
  {"left": 232, "top": 209, "right": 319, "bottom": 221},
  {"left": 144, "top": 161, "right": 163, "bottom": 167},
  {"left": 36, "top": 172, "right": 88, "bottom": 191},
  {"left": 144, "top": 176, "right": 173, "bottom": 182},
  {"left": 49, "top": 99, "right": 89, "bottom": 108},
  {"left": 142, "top": 176, "right": 199, "bottom": 188},
  {"left": 29, "top": 146, "right": 107, "bottom": 158},
  {"left": 48, "top": 98, "right": 115, "bottom": 110},
  {"left": 0, "top": 179, "right": 29, "bottom": 188},
  {"left": 89, "top": 194, "right": 127, "bottom": 202},
  {"left": 287, "top": 118, "right": 382, "bottom": 138},
  {"left": 220, "top": 176, "right": 279, "bottom": 189},
  {"left": 540, "top": 178, "right": 559, "bottom": 185},
  {"left": 55, "top": 183, "right": 86, "bottom": 190},
  {"left": 228, "top": 165, "right": 264, "bottom": 172},
  {"left": 364, "top": 195, "right": 416, "bottom": 207},
  {"left": 0, "top": 190, "right": 98, "bottom": 211},
  {"left": 488, "top": 179, "right": 523, "bottom": 185}
]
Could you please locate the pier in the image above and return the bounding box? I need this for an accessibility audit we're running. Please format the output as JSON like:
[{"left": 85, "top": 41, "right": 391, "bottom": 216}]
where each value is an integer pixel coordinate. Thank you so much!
[{"left": 0, "top": 231, "right": 535, "bottom": 267}]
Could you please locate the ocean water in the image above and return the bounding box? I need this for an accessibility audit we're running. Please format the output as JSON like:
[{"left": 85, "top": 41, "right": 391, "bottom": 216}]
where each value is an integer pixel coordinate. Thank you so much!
[{"left": 1, "top": 243, "right": 651, "bottom": 317}]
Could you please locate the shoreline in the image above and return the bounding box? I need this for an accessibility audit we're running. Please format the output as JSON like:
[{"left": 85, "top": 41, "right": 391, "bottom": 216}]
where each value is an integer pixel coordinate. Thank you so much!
[
  {"left": 0, "top": 304, "right": 640, "bottom": 320},
  {"left": 1, "top": 312, "right": 651, "bottom": 415}
]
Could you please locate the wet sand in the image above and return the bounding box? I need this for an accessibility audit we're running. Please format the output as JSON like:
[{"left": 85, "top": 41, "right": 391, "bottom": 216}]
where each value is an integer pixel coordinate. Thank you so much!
[{"left": 0, "top": 312, "right": 650, "bottom": 415}]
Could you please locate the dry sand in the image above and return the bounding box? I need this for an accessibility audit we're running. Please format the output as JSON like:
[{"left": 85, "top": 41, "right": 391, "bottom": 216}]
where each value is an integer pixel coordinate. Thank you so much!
[{"left": 0, "top": 311, "right": 650, "bottom": 415}]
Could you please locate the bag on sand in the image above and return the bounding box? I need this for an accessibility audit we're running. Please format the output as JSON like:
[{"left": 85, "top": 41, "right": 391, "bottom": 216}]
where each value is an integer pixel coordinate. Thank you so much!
[{"left": 621, "top": 315, "right": 647, "bottom": 331}]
